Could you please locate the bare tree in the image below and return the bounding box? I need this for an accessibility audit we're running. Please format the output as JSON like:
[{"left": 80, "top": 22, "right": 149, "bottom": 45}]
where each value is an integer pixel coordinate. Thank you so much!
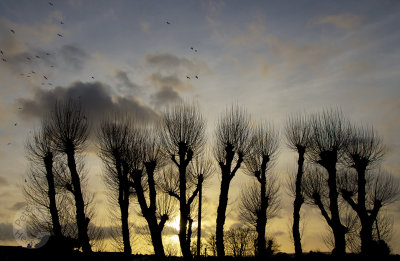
[
  {"left": 339, "top": 167, "right": 400, "bottom": 255},
  {"left": 25, "top": 127, "right": 62, "bottom": 239},
  {"left": 206, "top": 232, "right": 217, "bottom": 256},
  {"left": 97, "top": 115, "right": 133, "bottom": 254},
  {"left": 306, "top": 108, "right": 350, "bottom": 256},
  {"left": 44, "top": 99, "right": 92, "bottom": 252},
  {"left": 129, "top": 125, "right": 175, "bottom": 258},
  {"left": 340, "top": 125, "right": 393, "bottom": 255},
  {"left": 159, "top": 102, "right": 206, "bottom": 260},
  {"left": 188, "top": 154, "right": 214, "bottom": 257},
  {"left": 242, "top": 122, "right": 279, "bottom": 257},
  {"left": 225, "top": 226, "right": 254, "bottom": 257},
  {"left": 285, "top": 113, "right": 311, "bottom": 256},
  {"left": 214, "top": 105, "right": 252, "bottom": 257}
]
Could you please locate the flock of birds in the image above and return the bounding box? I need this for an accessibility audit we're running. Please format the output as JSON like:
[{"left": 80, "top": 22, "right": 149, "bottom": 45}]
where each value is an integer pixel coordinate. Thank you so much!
[{"left": 1, "top": 2, "right": 201, "bottom": 146}]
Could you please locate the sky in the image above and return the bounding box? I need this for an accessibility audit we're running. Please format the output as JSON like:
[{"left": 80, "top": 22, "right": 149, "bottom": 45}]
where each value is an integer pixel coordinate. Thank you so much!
[{"left": 0, "top": 0, "right": 400, "bottom": 254}]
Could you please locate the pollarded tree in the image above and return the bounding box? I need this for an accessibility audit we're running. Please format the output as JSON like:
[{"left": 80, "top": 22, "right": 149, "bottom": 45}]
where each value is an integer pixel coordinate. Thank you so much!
[
  {"left": 339, "top": 167, "right": 400, "bottom": 255},
  {"left": 188, "top": 153, "right": 214, "bottom": 257},
  {"left": 25, "top": 127, "right": 62, "bottom": 239},
  {"left": 129, "top": 125, "right": 174, "bottom": 258},
  {"left": 306, "top": 108, "right": 350, "bottom": 256},
  {"left": 214, "top": 105, "right": 252, "bottom": 257},
  {"left": 97, "top": 115, "right": 133, "bottom": 254},
  {"left": 44, "top": 99, "right": 92, "bottom": 252},
  {"left": 159, "top": 102, "right": 206, "bottom": 260},
  {"left": 242, "top": 122, "right": 279, "bottom": 257},
  {"left": 340, "top": 125, "right": 393, "bottom": 255},
  {"left": 285, "top": 113, "right": 311, "bottom": 256}
]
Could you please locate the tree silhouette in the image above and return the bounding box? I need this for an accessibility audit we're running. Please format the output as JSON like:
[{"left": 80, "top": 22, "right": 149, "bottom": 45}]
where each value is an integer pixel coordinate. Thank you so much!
[
  {"left": 285, "top": 113, "right": 311, "bottom": 256},
  {"left": 44, "top": 99, "right": 92, "bottom": 252},
  {"left": 339, "top": 168, "right": 400, "bottom": 255},
  {"left": 242, "top": 122, "right": 279, "bottom": 257},
  {"left": 188, "top": 154, "right": 214, "bottom": 257},
  {"left": 97, "top": 115, "right": 134, "bottom": 254},
  {"left": 129, "top": 125, "right": 174, "bottom": 258},
  {"left": 159, "top": 102, "right": 206, "bottom": 260},
  {"left": 214, "top": 105, "right": 252, "bottom": 257},
  {"left": 305, "top": 108, "right": 350, "bottom": 256},
  {"left": 340, "top": 125, "right": 393, "bottom": 255},
  {"left": 25, "top": 127, "right": 62, "bottom": 240}
]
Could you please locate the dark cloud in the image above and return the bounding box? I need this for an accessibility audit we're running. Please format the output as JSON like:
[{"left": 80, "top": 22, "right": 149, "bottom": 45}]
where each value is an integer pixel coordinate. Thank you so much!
[
  {"left": 149, "top": 72, "right": 192, "bottom": 92},
  {"left": 0, "top": 223, "right": 14, "bottom": 241},
  {"left": 59, "top": 44, "right": 88, "bottom": 72},
  {"left": 150, "top": 86, "right": 182, "bottom": 108},
  {"left": 115, "top": 70, "right": 140, "bottom": 93},
  {"left": 145, "top": 53, "right": 193, "bottom": 69},
  {"left": 17, "top": 81, "right": 158, "bottom": 126},
  {"left": 8, "top": 201, "right": 26, "bottom": 211}
]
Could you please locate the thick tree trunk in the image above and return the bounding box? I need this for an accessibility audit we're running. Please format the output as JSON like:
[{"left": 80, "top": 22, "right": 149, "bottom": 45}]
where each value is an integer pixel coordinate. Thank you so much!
[
  {"left": 292, "top": 147, "right": 305, "bottom": 256},
  {"left": 197, "top": 181, "right": 202, "bottom": 258},
  {"left": 44, "top": 153, "right": 62, "bottom": 238},
  {"left": 216, "top": 176, "right": 230, "bottom": 258},
  {"left": 119, "top": 161, "right": 132, "bottom": 255},
  {"left": 66, "top": 148, "right": 91, "bottom": 253}
]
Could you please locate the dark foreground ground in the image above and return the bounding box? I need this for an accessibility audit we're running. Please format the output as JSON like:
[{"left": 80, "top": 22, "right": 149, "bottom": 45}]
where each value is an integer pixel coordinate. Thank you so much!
[{"left": 1, "top": 246, "right": 400, "bottom": 261}]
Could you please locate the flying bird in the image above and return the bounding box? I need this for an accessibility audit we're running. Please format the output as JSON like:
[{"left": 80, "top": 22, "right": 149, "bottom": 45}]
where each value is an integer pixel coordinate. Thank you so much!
[
  {"left": 57, "top": 33, "right": 63, "bottom": 37},
  {"left": 50, "top": 65, "right": 54, "bottom": 68},
  {"left": 91, "top": 76, "right": 95, "bottom": 79},
  {"left": 195, "top": 49, "right": 198, "bottom": 52},
  {"left": 10, "top": 29, "right": 15, "bottom": 34},
  {"left": 190, "top": 47, "right": 194, "bottom": 50},
  {"left": 49, "top": 2, "right": 53, "bottom": 6},
  {"left": 18, "top": 107, "right": 22, "bottom": 110},
  {"left": 46, "top": 52, "right": 50, "bottom": 55},
  {"left": 0, "top": 50, "right": 3, "bottom": 55},
  {"left": 14, "top": 123, "right": 17, "bottom": 126},
  {"left": 60, "top": 21, "right": 64, "bottom": 24},
  {"left": 31, "top": 71, "right": 35, "bottom": 74},
  {"left": 2, "top": 58, "right": 6, "bottom": 62},
  {"left": 43, "top": 75, "right": 48, "bottom": 80},
  {"left": 26, "top": 57, "right": 31, "bottom": 60},
  {"left": 195, "top": 75, "right": 199, "bottom": 79},
  {"left": 35, "top": 55, "right": 40, "bottom": 59},
  {"left": 186, "top": 76, "right": 190, "bottom": 79},
  {"left": 7, "top": 142, "right": 12, "bottom": 146},
  {"left": 166, "top": 21, "right": 171, "bottom": 25}
]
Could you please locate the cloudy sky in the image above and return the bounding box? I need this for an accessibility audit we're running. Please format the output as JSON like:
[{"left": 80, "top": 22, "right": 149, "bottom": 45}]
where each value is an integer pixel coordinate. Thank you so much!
[{"left": 0, "top": 0, "right": 400, "bottom": 254}]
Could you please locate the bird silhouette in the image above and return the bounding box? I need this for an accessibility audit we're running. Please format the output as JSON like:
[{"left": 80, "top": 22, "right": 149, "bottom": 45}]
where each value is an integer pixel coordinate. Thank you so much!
[
  {"left": 2, "top": 58, "right": 6, "bottom": 62},
  {"left": 57, "top": 33, "right": 63, "bottom": 37},
  {"left": 43, "top": 75, "right": 48, "bottom": 80},
  {"left": 7, "top": 142, "right": 12, "bottom": 146},
  {"left": 50, "top": 65, "right": 54, "bottom": 68},
  {"left": 10, "top": 29, "right": 15, "bottom": 34},
  {"left": 31, "top": 71, "right": 35, "bottom": 74},
  {"left": 26, "top": 57, "right": 31, "bottom": 60},
  {"left": 46, "top": 52, "right": 50, "bottom": 55},
  {"left": 60, "top": 21, "right": 64, "bottom": 24},
  {"left": 190, "top": 47, "right": 194, "bottom": 50},
  {"left": 91, "top": 76, "right": 95, "bottom": 79},
  {"left": 14, "top": 123, "right": 17, "bottom": 126},
  {"left": 49, "top": 2, "right": 53, "bottom": 6},
  {"left": 186, "top": 76, "right": 190, "bottom": 79},
  {"left": 195, "top": 49, "right": 198, "bottom": 52},
  {"left": 195, "top": 75, "right": 199, "bottom": 79},
  {"left": 0, "top": 50, "right": 3, "bottom": 55},
  {"left": 35, "top": 55, "right": 40, "bottom": 58},
  {"left": 166, "top": 21, "right": 171, "bottom": 25},
  {"left": 18, "top": 107, "right": 22, "bottom": 110}
]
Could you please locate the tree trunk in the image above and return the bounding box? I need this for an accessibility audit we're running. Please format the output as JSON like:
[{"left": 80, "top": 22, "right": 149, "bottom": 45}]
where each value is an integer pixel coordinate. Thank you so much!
[
  {"left": 292, "top": 147, "right": 305, "bottom": 256},
  {"left": 216, "top": 175, "right": 230, "bottom": 258},
  {"left": 66, "top": 148, "right": 91, "bottom": 253},
  {"left": 44, "top": 153, "right": 62, "bottom": 238},
  {"left": 119, "top": 161, "right": 132, "bottom": 254},
  {"left": 197, "top": 181, "right": 202, "bottom": 258}
]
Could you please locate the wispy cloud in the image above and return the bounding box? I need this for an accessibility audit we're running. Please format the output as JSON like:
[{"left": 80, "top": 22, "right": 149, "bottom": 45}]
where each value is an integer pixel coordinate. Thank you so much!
[{"left": 310, "top": 13, "right": 363, "bottom": 30}]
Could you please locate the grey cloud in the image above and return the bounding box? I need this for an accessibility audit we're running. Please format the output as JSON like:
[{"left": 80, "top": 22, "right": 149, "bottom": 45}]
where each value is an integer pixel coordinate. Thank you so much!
[
  {"left": 149, "top": 72, "right": 192, "bottom": 92},
  {"left": 150, "top": 86, "right": 182, "bottom": 108},
  {"left": 146, "top": 53, "right": 192, "bottom": 69},
  {"left": 115, "top": 70, "right": 140, "bottom": 93},
  {"left": 17, "top": 81, "right": 158, "bottom": 126},
  {"left": 59, "top": 44, "right": 88, "bottom": 72},
  {"left": 0, "top": 223, "right": 14, "bottom": 241}
]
